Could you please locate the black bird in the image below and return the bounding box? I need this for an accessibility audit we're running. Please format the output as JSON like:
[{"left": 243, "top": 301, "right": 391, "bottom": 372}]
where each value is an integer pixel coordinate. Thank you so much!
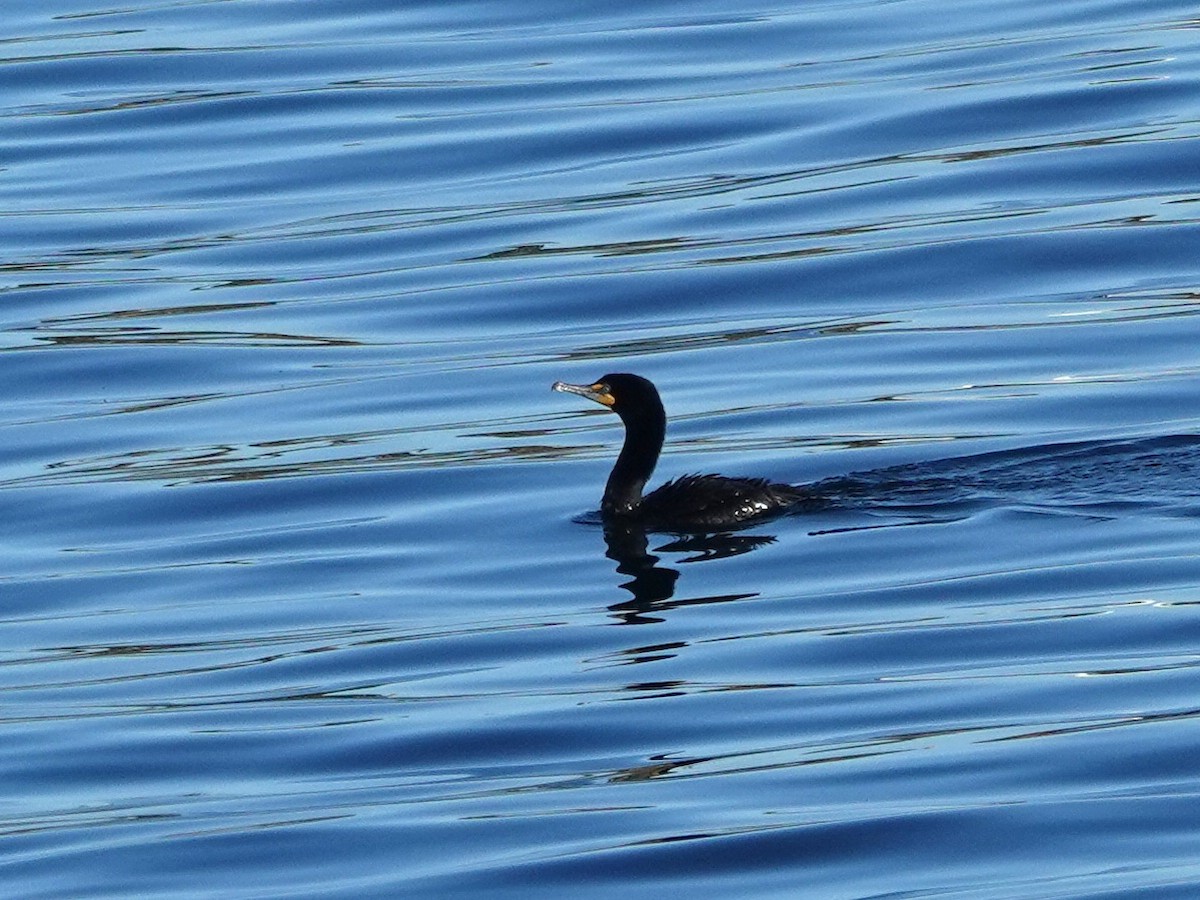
[{"left": 553, "top": 373, "right": 807, "bottom": 531}]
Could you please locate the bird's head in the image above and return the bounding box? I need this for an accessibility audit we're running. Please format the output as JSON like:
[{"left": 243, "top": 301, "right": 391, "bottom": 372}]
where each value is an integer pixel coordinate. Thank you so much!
[{"left": 552, "top": 373, "right": 662, "bottom": 422}]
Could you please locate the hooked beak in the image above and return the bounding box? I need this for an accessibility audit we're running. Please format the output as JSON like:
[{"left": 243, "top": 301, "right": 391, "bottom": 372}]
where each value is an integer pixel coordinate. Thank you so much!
[{"left": 552, "top": 380, "right": 616, "bottom": 407}]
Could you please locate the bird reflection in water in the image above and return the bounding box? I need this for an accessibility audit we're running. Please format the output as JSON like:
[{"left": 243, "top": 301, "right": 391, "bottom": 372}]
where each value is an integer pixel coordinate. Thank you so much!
[{"left": 602, "top": 521, "right": 775, "bottom": 624}]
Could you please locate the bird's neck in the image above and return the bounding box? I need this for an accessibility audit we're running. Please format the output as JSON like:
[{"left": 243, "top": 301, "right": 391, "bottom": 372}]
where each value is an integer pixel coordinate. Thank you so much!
[{"left": 603, "top": 407, "right": 664, "bottom": 515}]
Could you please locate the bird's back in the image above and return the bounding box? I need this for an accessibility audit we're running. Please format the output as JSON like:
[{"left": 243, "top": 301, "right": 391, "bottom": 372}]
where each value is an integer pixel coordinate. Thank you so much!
[{"left": 637, "top": 473, "right": 806, "bottom": 531}]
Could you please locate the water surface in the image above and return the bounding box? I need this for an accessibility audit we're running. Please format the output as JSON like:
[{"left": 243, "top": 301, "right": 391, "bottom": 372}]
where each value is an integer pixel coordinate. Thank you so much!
[{"left": 4, "top": 1, "right": 1200, "bottom": 897}]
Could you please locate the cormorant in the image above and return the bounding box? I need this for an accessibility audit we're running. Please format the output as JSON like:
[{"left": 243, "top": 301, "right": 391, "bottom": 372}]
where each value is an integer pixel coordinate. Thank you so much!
[{"left": 553, "top": 373, "right": 806, "bottom": 531}]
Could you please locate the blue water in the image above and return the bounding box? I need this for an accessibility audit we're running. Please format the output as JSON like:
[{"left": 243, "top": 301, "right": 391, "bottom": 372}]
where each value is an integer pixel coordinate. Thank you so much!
[{"left": 4, "top": 1, "right": 1200, "bottom": 896}]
